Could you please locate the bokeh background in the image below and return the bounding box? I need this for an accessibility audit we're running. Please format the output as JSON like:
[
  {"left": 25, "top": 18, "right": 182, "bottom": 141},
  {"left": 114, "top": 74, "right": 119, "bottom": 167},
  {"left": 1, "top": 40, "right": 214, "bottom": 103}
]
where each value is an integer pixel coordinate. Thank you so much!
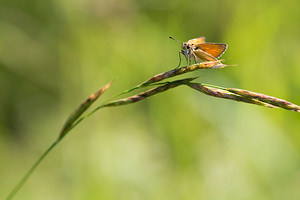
[{"left": 1, "top": 0, "right": 300, "bottom": 199}]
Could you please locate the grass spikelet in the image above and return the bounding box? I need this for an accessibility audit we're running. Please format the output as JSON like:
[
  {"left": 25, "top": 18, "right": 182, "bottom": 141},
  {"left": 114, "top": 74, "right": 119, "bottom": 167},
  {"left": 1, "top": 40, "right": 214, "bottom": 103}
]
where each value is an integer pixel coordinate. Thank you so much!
[
  {"left": 103, "top": 77, "right": 197, "bottom": 107},
  {"left": 139, "top": 60, "right": 227, "bottom": 87},
  {"left": 59, "top": 81, "right": 113, "bottom": 139},
  {"left": 227, "top": 88, "right": 300, "bottom": 112},
  {"left": 188, "top": 83, "right": 276, "bottom": 108}
]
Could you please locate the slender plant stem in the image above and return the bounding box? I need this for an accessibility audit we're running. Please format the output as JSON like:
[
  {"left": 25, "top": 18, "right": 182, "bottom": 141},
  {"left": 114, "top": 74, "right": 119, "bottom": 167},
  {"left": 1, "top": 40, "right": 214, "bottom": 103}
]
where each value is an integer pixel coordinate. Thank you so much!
[
  {"left": 101, "top": 85, "right": 140, "bottom": 105},
  {"left": 6, "top": 139, "right": 60, "bottom": 200},
  {"left": 200, "top": 83, "right": 227, "bottom": 90}
]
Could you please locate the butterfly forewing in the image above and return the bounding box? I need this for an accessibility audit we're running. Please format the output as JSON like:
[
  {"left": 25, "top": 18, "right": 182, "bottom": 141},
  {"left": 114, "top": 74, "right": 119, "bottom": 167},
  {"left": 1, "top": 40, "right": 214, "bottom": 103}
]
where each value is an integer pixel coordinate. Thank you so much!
[
  {"left": 186, "top": 37, "right": 206, "bottom": 45},
  {"left": 196, "top": 43, "right": 227, "bottom": 58}
]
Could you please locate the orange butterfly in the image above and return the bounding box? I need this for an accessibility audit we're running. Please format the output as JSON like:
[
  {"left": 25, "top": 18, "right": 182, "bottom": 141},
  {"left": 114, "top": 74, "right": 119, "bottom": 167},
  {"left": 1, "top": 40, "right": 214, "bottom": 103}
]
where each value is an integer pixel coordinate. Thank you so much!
[{"left": 170, "top": 36, "right": 227, "bottom": 67}]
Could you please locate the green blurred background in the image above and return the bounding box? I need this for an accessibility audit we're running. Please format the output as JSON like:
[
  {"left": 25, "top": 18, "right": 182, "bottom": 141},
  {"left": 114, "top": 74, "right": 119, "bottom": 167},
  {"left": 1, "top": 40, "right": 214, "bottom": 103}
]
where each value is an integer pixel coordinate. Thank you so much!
[{"left": 1, "top": 0, "right": 300, "bottom": 199}]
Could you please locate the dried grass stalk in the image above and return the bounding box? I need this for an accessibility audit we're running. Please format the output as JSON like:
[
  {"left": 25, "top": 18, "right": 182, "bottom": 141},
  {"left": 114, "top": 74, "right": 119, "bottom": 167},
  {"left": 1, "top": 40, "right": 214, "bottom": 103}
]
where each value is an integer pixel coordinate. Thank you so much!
[
  {"left": 188, "top": 83, "right": 278, "bottom": 108},
  {"left": 227, "top": 88, "right": 300, "bottom": 112},
  {"left": 103, "top": 77, "right": 197, "bottom": 107},
  {"left": 140, "top": 61, "right": 227, "bottom": 87}
]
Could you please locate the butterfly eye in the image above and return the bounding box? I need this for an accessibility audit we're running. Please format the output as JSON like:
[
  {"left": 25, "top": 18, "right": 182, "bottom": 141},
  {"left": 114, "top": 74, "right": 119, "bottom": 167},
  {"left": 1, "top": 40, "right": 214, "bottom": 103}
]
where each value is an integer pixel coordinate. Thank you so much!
[{"left": 187, "top": 45, "right": 190, "bottom": 49}]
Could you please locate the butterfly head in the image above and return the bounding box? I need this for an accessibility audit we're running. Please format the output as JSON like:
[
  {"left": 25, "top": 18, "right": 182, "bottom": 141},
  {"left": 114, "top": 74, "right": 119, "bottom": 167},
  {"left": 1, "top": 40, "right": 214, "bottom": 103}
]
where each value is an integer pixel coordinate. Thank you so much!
[{"left": 181, "top": 42, "right": 193, "bottom": 58}]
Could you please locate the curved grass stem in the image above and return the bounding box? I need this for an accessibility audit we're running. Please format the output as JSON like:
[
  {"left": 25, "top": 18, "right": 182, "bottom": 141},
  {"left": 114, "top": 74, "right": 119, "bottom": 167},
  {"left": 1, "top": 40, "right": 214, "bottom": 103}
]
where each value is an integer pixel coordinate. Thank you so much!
[{"left": 6, "top": 140, "right": 60, "bottom": 200}]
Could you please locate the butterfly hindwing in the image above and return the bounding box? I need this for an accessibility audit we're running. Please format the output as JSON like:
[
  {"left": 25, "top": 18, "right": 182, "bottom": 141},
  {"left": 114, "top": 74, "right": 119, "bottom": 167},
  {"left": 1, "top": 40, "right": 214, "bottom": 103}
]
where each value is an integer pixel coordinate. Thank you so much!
[
  {"left": 196, "top": 43, "right": 227, "bottom": 58},
  {"left": 192, "top": 48, "right": 218, "bottom": 61}
]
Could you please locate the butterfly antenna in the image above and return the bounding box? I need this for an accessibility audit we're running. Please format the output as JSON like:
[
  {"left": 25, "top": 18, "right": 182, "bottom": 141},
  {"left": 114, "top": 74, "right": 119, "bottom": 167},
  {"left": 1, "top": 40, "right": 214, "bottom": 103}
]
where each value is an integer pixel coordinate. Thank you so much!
[{"left": 169, "top": 36, "right": 182, "bottom": 43}]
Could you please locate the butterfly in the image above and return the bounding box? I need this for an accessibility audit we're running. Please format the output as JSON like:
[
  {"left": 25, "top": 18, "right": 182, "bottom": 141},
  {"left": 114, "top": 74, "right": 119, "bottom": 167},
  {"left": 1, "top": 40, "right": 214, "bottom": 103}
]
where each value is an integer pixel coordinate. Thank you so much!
[{"left": 170, "top": 36, "right": 227, "bottom": 67}]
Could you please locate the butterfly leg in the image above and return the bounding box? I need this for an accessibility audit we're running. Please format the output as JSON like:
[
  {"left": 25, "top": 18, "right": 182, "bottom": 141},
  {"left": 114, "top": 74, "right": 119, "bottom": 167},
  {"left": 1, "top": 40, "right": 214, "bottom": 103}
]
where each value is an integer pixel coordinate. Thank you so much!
[
  {"left": 187, "top": 54, "right": 191, "bottom": 67},
  {"left": 175, "top": 51, "right": 182, "bottom": 69}
]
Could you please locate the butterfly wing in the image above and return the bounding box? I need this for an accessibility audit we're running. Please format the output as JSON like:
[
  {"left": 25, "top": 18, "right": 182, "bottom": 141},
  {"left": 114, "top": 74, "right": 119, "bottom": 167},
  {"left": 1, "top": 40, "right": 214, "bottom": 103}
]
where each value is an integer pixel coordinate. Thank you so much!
[
  {"left": 192, "top": 48, "right": 218, "bottom": 61},
  {"left": 186, "top": 37, "right": 206, "bottom": 46},
  {"left": 196, "top": 43, "right": 227, "bottom": 58}
]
